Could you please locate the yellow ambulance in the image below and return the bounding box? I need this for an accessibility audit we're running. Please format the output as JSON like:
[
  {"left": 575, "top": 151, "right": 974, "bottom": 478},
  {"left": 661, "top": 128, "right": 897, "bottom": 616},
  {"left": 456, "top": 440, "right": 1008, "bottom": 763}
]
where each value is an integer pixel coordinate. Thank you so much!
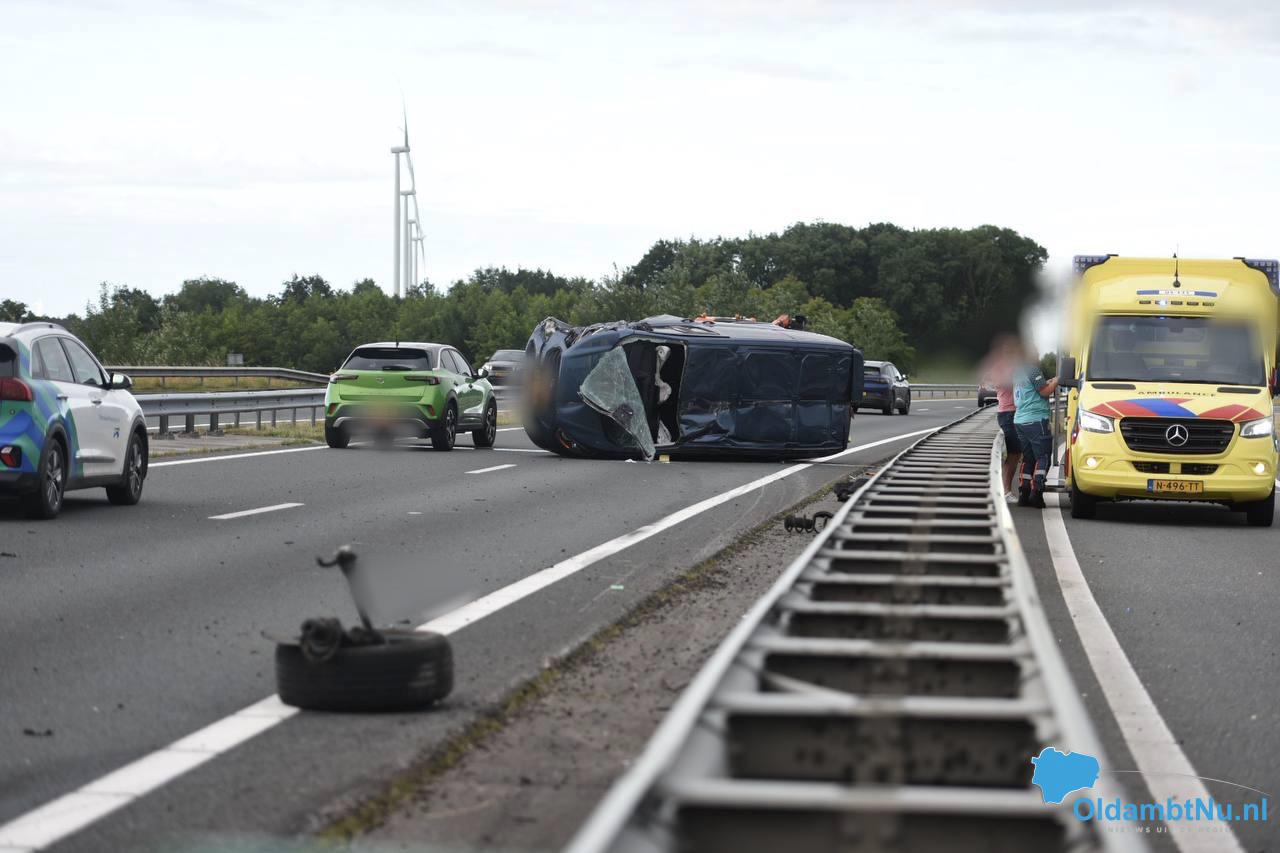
[{"left": 1059, "top": 256, "right": 1279, "bottom": 525}]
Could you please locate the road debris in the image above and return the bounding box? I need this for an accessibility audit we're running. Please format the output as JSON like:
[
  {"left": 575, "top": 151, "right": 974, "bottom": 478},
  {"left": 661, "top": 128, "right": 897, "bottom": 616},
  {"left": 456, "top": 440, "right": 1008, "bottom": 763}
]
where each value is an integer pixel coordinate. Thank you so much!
[
  {"left": 782, "top": 511, "right": 833, "bottom": 532},
  {"left": 273, "top": 547, "right": 453, "bottom": 712}
]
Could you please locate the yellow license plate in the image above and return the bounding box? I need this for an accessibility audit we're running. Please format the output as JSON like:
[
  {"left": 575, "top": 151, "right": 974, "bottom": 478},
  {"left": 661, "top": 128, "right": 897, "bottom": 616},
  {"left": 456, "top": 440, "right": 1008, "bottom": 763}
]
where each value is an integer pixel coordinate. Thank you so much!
[{"left": 1147, "top": 479, "right": 1203, "bottom": 495}]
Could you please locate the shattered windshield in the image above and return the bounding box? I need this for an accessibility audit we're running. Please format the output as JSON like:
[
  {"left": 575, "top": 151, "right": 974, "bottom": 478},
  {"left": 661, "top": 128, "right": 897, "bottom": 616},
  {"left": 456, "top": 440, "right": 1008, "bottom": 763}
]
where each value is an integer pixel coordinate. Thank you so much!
[{"left": 579, "top": 347, "right": 656, "bottom": 460}]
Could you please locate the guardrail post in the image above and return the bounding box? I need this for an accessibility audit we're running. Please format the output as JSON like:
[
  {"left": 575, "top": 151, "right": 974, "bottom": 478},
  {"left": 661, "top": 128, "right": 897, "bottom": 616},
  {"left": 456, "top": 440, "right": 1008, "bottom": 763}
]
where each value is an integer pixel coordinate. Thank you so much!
[
  {"left": 157, "top": 414, "right": 174, "bottom": 440},
  {"left": 310, "top": 406, "right": 317, "bottom": 427},
  {"left": 182, "top": 414, "right": 197, "bottom": 437},
  {"left": 208, "top": 413, "right": 223, "bottom": 436},
  {"left": 256, "top": 410, "right": 263, "bottom": 430},
  {"left": 234, "top": 411, "right": 241, "bottom": 428},
  {"left": 291, "top": 407, "right": 297, "bottom": 427},
  {"left": 271, "top": 408, "right": 278, "bottom": 428}
]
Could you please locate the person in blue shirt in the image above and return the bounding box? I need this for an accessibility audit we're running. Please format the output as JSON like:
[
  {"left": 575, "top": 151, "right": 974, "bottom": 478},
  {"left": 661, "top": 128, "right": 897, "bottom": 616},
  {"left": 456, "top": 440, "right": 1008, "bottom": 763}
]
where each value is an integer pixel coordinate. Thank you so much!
[{"left": 1013, "top": 355, "right": 1059, "bottom": 509}]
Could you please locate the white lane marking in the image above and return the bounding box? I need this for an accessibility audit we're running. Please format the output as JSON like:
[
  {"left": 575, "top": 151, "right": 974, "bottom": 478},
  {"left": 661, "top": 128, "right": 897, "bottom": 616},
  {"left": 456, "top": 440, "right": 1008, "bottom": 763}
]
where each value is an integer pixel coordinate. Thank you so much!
[
  {"left": 496, "top": 427, "right": 524, "bottom": 432},
  {"left": 0, "top": 423, "right": 938, "bottom": 852},
  {"left": 466, "top": 464, "right": 516, "bottom": 475},
  {"left": 492, "top": 447, "right": 548, "bottom": 453},
  {"left": 208, "top": 502, "right": 304, "bottom": 521},
  {"left": 1042, "top": 495, "right": 1243, "bottom": 853},
  {"left": 420, "top": 426, "right": 938, "bottom": 634},
  {"left": 150, "top": 445, "right": 328, "bottom": 468},
  {"left": 0, "top": 697, "right": 295, "bottom": 853}
]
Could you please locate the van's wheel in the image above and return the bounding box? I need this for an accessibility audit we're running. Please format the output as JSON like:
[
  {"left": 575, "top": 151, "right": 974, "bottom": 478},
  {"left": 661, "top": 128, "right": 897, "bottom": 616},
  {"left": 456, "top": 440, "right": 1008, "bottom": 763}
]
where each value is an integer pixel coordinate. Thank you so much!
[
  {"left": 431, "top": 403, "right": 457, "bottom": 451},
  {"left": 472, "top": 399, "right": 497, "bottom": 448},
  {"left": 106, "top": 431, "right": 146, "bottom": 505},
  {"left": 1070, "top": 478, "right": 1097, "bottom": 519},
  {"left": 275, "top": 631, "right": 453, "bottom": 712},
  {"left": 27, "top": 437, "right": 67, "bottom": 520},
  {"left": 325, "top": 422, "right": 349, "bottom": 449},
  {"left": 882, "top": 402, "right": 894, "bottom": 416},
  {"left": 1243, "top": 488, "right": 1275, "bottom": 527},
  {"left": 898, "top": 396, "right": 911, "bottom": 415}
]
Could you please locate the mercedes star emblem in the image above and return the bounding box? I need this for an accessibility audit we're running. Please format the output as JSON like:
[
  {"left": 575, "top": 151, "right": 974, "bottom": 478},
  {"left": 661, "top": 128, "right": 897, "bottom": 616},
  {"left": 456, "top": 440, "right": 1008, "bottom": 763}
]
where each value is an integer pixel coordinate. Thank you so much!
[{"left": 1165, "top": 423, "right": 1189, "bottom": 447}]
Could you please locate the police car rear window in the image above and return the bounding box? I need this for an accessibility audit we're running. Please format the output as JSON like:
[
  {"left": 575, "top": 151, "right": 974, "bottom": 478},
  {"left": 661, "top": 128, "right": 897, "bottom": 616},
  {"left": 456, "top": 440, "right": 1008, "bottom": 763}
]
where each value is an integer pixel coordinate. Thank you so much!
[{"left": 343, "top": 347, "right": 434, "bottom": 371}]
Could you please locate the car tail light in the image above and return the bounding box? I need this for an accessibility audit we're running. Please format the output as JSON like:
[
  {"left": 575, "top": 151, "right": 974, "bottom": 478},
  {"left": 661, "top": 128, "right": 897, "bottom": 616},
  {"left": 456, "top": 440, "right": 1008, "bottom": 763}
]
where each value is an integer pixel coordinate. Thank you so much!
[
  {"left": 405, "top": 375, "right": 441, "bottom": 384},
  {"left": 327, "top": 403, "right": 338, "bottom": 415},
  {"left": 0, "top": 445, "right": 21, "bottom": 467},
  {"left": 329, "top": 374, "right": 357, "bottom": 384},
  {"left": 425, "top": 404, "right": 436, "bottom": 417},
  {"left": 0, "top": 378, "right": 33, "bottom": 402}
]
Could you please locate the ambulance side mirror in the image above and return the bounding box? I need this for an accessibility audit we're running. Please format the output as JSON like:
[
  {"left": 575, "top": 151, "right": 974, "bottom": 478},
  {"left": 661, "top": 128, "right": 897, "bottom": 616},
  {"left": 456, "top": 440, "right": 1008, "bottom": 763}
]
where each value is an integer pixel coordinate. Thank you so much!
[{"left": 1057, "top": 356, "right": 1079, "bottom": 389}]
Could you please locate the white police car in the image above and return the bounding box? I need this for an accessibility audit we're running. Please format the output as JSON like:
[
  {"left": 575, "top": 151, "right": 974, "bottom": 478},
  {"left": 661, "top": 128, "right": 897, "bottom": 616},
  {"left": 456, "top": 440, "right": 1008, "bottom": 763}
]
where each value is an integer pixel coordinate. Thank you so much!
[{"left": 0, "top": 322, "right": 148, "bottom": 518}]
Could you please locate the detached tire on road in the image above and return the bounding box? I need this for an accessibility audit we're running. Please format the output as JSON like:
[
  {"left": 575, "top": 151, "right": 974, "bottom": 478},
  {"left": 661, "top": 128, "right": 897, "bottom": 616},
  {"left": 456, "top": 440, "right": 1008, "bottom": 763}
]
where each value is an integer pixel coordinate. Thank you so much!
[{"left": 275, "top": 631, "right": 453, "bottom": 712}]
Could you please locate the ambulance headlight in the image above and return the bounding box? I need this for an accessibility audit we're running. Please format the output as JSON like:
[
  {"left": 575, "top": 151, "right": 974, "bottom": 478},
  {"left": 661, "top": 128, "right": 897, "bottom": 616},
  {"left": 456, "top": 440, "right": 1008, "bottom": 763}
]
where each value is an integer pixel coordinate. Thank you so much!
[
  {"left": 1241, "top": 416, "right": 1273, "bottom": 438},
  {"left": 1079, "top": 411, "right": 1115, "bottom": 434}
]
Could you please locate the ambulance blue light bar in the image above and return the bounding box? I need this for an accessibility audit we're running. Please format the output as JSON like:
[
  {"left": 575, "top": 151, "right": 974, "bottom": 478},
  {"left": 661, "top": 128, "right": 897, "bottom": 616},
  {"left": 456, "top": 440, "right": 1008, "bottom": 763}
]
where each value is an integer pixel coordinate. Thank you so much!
[
  {"left": 1073, "top": 254, "right": 1116, "bottom": 276},
  {"left": 1235, "top": 257, "right": 1280, "bottom": 294}
]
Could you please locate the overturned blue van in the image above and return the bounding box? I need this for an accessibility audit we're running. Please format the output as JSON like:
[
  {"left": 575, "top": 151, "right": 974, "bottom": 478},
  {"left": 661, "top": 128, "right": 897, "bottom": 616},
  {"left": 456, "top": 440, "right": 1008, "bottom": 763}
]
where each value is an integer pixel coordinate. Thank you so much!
[{"left": 522, "top": 315, "right": 864, "bottom": 460}]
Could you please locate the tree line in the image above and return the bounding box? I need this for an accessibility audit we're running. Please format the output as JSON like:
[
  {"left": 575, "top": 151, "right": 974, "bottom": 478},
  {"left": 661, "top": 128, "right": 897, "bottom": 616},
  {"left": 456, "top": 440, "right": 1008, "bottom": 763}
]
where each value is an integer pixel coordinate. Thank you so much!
[{"left": 1, "top": 221, "right": 1046, "bottom": 373}]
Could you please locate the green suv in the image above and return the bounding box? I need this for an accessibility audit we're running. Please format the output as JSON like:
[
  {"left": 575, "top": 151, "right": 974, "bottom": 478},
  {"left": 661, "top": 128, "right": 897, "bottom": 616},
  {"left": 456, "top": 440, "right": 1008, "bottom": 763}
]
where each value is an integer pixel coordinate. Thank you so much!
[{"left": 324, "top": 342, "right": 498, "bottom": 451}]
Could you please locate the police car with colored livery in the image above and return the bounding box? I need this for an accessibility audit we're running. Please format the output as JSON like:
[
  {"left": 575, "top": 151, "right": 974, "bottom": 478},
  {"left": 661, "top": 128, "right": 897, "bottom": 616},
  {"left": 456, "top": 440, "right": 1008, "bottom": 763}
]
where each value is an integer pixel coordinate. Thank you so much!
[{"left": 0, "top": 322, "right": 148, "bottom": 518}]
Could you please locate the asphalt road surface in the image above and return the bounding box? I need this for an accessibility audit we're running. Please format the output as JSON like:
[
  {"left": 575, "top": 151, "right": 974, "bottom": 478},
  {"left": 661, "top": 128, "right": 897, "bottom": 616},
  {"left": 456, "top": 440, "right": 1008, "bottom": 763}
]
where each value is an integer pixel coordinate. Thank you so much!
[
  {"left": 1016, "top": 478, "right": 1280, "bottom": 851},
  {"left": 0, "top": 401, "right": 976, "bottom": 852}
]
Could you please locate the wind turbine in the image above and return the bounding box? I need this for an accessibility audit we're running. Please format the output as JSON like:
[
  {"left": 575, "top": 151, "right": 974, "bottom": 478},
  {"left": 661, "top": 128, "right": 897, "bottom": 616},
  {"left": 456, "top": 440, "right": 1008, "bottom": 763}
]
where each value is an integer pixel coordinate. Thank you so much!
[
  {"left": 402, "top": 107, "right": 427, "bottom": 293},
  {"left": 390, "top": 118, "right": 409, "bottom": 298}
]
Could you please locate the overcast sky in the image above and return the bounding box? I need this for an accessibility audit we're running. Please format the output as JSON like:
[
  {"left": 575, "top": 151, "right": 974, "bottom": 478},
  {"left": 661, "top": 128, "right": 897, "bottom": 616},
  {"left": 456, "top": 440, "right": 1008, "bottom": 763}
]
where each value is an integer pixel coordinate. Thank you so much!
[{"left": 4, "top": 0, "right": 1280, "bottom": 323}]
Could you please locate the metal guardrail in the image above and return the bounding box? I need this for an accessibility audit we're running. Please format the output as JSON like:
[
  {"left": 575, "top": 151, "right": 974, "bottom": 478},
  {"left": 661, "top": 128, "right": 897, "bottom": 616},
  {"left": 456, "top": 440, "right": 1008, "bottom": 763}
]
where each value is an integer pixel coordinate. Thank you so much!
[
  {"left": 109, "top": 365, "right": 330, "bottom": 387},
  {"left": 568, "top": 408, "right": 1143, "bottom": 853},
  {"left": 135, "top": 384, "right": 519, "bottom": 436},
  {"left": 136, "top": 389, "right": 325, "bottom": 437},
  {"left": 911, "top": 383, "right": 980, "bottom": 398}
]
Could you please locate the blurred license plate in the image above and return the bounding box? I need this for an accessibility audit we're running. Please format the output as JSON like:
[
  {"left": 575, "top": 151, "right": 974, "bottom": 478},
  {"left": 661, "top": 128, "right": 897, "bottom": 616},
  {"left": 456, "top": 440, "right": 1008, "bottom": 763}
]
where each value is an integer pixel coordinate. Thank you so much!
[{"left": 1147, "top": 479, "right": 1203, "bottom": 495}]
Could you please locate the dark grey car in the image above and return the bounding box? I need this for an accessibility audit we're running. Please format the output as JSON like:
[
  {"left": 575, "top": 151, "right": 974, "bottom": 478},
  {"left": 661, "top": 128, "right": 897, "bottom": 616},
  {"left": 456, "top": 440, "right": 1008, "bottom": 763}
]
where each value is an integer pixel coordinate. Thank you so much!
[
  {"left": 479, "top": 349, "right": 524, "bottom": 386},
  {"left": 857, "top": 360, "right": 911, "bottom": 415}
]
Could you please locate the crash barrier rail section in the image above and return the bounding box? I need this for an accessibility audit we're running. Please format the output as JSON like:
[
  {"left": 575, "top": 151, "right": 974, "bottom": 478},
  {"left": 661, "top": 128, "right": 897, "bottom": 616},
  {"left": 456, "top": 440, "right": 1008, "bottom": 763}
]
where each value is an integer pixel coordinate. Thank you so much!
[
  {"left": 567, "top": 408, "right": 1144, "bottom": 853},
  {"left": 107, "top": 365, "right": 331, "bottom": 387},
  {"left": 909, "top": 383, "right": 979, "bottom": 398},
  {"left": 136, "top": 385, "right": 520, "bottom": 436},
  {"left": 136, "top": 389, "right": 327, "bottom": 437}
]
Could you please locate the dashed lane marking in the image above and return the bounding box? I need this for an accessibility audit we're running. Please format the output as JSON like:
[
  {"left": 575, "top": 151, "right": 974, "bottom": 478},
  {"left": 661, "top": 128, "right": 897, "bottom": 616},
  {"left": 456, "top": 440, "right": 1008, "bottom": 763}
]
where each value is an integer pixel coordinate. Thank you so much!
[
  {"left": 208, "top": 502, "right": 304, "bottom": 521},
  {"left": 466, "top": 464, "right": 517, "bottom": 475}
]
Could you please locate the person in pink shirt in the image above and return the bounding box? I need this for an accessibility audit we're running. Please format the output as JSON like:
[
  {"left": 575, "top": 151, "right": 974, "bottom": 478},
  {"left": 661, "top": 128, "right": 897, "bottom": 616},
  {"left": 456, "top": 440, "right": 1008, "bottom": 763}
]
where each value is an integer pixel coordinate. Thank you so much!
[{"left": 981, "top": 335, "right": 1022, "bottom": 498}]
